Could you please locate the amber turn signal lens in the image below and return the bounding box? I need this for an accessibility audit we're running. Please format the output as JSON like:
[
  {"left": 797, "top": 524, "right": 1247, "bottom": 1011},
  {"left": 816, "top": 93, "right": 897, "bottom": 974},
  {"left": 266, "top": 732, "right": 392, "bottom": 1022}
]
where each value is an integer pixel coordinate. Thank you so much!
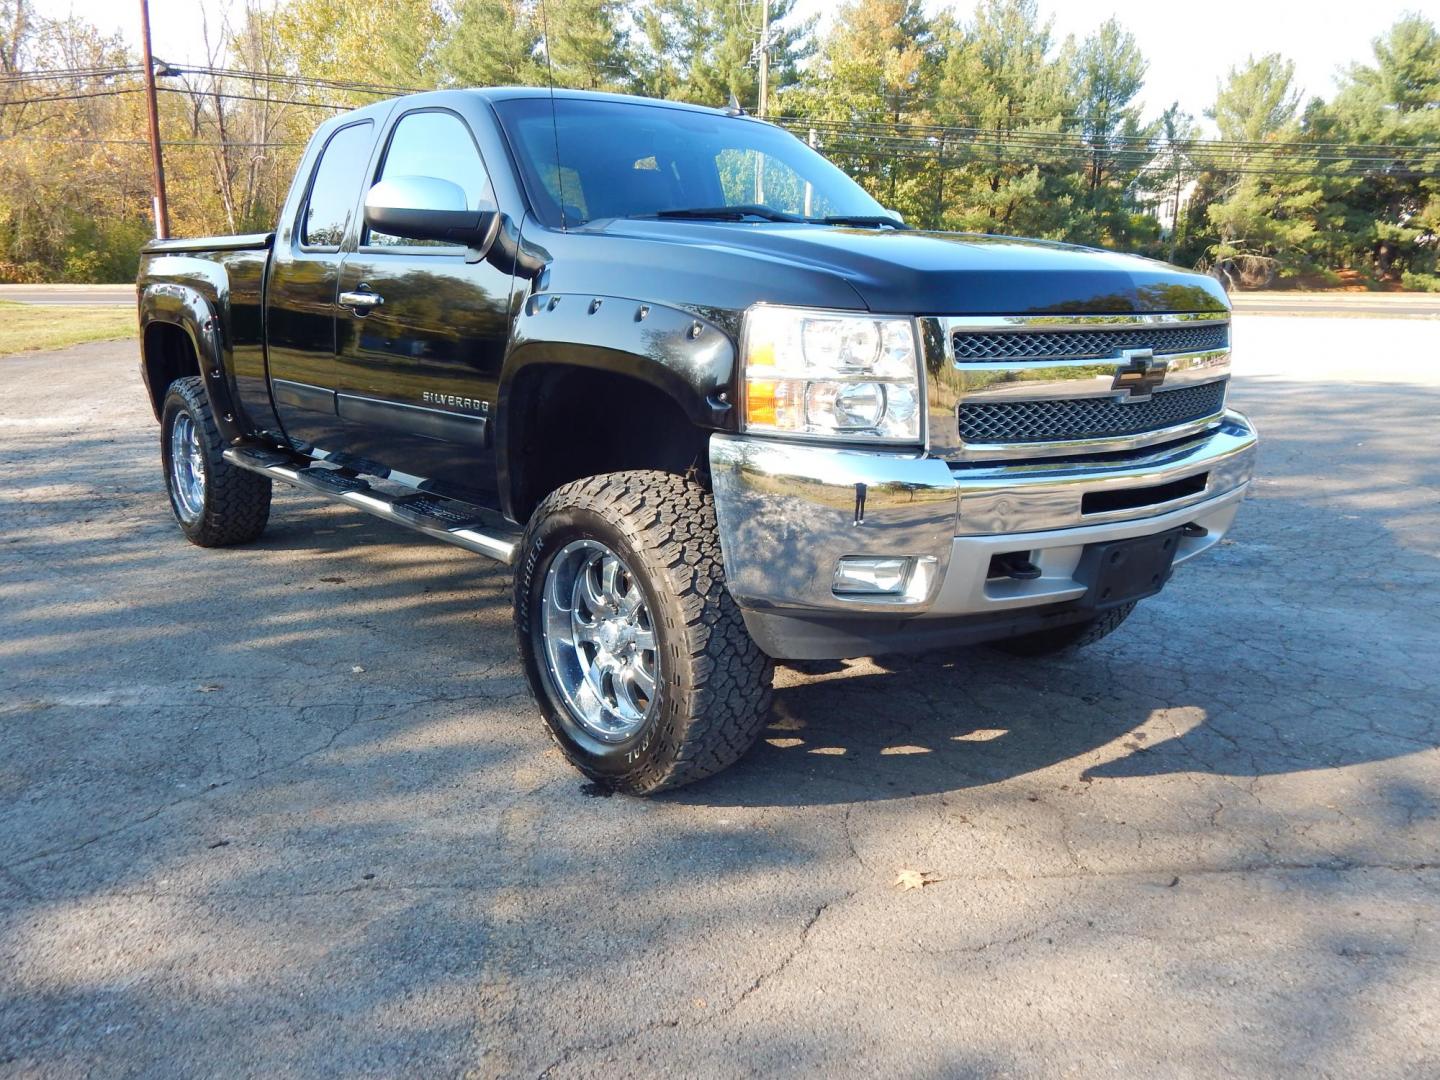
[{"left": 745, "top": 379, "right": 779, "bottom": 426}]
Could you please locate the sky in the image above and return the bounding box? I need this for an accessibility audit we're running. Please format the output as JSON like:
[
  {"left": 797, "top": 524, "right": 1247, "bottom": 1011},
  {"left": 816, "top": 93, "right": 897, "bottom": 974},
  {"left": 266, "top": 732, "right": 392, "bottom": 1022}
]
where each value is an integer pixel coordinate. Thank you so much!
[{"left": 48, "top": 0, "right": 1435, "bottom": 131}]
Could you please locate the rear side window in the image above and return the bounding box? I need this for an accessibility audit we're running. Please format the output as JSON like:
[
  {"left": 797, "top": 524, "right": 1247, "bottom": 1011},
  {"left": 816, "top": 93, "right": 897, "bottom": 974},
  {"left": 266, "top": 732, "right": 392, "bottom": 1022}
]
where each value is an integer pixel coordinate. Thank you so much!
[
  {"left": 301, "top": 121, "right": 374, "bottom": 248},
  {"left": 366, "top": 110, "right": 493, "bottom": 248}
]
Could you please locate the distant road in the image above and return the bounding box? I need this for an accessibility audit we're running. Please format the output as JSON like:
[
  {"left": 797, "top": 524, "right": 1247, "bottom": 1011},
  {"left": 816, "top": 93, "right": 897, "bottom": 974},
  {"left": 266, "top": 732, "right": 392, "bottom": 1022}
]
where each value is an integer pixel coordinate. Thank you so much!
[
  {"left": 1230, "top": 292, "right": 1440, "bottom": 318},
  {"left": 0, "top": 284, "right": 133, "bottom": 306}
]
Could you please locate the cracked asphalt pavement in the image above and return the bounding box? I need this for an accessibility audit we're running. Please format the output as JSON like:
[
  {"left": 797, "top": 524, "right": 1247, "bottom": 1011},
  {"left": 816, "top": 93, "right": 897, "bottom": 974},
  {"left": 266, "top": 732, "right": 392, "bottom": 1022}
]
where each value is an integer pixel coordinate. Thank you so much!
[{"left": 2, "top": 315, "right": 1438, "bottom": 1077}]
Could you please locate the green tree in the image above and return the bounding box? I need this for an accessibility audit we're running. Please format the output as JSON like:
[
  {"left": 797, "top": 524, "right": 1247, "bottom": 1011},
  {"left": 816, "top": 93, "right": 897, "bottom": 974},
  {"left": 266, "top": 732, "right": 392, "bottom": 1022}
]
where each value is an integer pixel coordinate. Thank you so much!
[
  {"left": 1210, "top": 52, "right": 1301, "bottom": 142},
  {"left": 434, "top": 0, "right": 543, "bottom": 88},
  {"left": 547, "top": 0, "right": 633, "bottom": 91},
  {"left": 1065, "top": 18, "right": 1159, "bottom": 249},
  {"left": 1310, "top": 15, "right": 1440, "bottom": 280},
  {"left": 1204, "top": 54, "right": 1320, "bottom": 286},
  {"left": 273, "top": 0, "right": 443, "bottom": 96},
  {"left": 634, "top": 0, "right": 813, "bottom": 112},
  {"left": 790, "top": 0, "right": 939, "bottom": 220},
  {"left": 930, "top": 0, "right": 1074, "bottom": 236}
]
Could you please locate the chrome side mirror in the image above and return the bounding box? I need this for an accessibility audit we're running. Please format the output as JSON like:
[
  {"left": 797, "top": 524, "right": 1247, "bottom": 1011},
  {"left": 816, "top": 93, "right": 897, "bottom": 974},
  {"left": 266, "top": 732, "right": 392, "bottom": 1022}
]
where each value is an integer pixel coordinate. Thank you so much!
[{"left": 364, "top": 175, "right": 496, "bottom": 245}]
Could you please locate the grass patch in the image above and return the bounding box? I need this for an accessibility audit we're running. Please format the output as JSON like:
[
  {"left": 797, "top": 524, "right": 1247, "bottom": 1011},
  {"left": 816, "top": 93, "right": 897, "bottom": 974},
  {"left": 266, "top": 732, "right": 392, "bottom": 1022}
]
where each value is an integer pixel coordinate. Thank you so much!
[{"left": 0, "top": 300, "right": 136, "bottom": 356}]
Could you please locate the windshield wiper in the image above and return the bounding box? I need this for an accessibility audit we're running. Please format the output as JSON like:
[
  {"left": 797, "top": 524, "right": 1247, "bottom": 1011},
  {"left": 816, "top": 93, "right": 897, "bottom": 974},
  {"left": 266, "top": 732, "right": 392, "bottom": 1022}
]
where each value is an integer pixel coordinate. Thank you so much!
[
  {"left": 811, "top": 214, "right": 910, "bottom": 229},
  {"left": 650, "top": 205, "right": 805, "bottom": 223},
  {"left": 644, "top": 207, "right": 909, "bottom": 229}
]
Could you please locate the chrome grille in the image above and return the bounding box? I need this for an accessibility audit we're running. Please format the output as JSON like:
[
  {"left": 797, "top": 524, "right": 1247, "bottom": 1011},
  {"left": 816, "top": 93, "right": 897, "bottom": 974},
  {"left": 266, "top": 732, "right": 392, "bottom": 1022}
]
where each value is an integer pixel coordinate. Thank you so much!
[
  {"left": 959, "top": 381, "right": 1228, "bottom": 445},
  {"left": 951, "top": 322, "right": 1228, "bottom": 363}
]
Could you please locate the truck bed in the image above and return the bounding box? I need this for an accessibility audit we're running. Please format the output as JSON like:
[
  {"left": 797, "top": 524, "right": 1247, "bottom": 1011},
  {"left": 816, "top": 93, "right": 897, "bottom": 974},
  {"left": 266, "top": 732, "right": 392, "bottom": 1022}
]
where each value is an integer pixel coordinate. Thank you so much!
[{"left": 137, "top": 232, "right": 278, "bottom": 437}]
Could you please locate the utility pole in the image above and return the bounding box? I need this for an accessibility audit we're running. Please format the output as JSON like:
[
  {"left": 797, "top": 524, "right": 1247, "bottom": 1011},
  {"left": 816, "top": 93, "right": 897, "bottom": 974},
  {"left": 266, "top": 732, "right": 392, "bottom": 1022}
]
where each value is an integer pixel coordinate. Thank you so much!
[
  {"left": 751, "top": 0, "right": 770, "bottom": 204},
  {"left": 139, "top": 0, "right": 170, "bottom": 239},
  {"left": 756, "top": 0, "right": 769, "bottom": 119}
]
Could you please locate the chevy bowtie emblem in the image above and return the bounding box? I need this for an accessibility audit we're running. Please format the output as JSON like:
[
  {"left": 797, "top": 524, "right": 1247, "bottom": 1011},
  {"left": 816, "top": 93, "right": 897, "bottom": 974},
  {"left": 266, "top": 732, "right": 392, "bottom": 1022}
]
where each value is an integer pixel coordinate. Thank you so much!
[{"left": 1111, "top": 348, "right": 1167, "bottom": 402}]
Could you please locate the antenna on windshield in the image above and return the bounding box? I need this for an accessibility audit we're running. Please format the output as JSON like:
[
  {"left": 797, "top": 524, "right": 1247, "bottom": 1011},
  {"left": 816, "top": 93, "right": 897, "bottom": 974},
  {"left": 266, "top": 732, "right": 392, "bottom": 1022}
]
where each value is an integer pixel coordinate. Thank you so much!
[{"left": 536, "top": 0, "right": 567, "bottom": 231}]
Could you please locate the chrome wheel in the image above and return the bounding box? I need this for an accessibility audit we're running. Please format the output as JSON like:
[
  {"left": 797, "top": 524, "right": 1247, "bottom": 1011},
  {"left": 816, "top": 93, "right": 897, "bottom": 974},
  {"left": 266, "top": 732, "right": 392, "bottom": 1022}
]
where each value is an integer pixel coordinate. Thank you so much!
[
  {"left": 168, "top": 412, "right": 206, "bottom": 523},
  {"left": 540, "top": 539, "right": 659, "bottom": 742}
]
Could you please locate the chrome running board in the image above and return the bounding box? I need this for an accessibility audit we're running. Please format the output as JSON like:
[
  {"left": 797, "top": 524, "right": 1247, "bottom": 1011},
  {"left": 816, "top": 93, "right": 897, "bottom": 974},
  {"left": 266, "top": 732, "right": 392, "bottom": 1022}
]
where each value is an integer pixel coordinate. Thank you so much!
[{"left": 223, "top": 445, "right": 521, "bottom": 564}]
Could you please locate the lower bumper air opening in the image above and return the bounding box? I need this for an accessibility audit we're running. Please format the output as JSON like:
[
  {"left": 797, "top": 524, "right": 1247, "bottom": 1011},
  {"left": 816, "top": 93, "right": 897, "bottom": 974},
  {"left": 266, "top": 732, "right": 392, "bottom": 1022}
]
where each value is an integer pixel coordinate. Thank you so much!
[{"left": 1081, "top": 471, "right": 1207, "bottom": 516}]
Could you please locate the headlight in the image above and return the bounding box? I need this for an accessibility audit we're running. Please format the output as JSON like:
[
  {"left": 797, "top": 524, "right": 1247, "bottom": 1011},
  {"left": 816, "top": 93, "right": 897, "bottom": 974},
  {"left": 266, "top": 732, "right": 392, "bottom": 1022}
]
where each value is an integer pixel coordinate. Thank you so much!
[{"left": 741, "top": 306, "right": 924, "bottom": 443}]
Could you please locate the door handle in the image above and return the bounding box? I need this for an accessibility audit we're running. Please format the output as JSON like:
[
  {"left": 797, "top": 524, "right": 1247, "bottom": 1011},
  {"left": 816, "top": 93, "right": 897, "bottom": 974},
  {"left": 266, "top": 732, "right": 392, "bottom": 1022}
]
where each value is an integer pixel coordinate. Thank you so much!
[{"left": 338, "top": 289, "right": 384, "bottom": 311}]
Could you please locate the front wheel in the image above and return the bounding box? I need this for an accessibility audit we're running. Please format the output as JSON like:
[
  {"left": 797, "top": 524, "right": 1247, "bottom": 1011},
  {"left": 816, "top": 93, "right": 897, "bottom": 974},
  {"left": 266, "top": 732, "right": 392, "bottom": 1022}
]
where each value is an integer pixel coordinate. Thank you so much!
[
  {"left": 991, "top": 602, "right": 1137, "bottom": 658},
  {"left": 514, "top": 471, "right": 773, "bottom": 795}
]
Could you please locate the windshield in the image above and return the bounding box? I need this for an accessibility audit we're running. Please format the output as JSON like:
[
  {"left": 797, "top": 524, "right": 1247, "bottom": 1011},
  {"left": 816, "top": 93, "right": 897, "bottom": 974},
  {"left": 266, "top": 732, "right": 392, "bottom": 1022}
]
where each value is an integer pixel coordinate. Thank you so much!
[{"left": 492, "top": 97, "right": 890, "bottom": 228}]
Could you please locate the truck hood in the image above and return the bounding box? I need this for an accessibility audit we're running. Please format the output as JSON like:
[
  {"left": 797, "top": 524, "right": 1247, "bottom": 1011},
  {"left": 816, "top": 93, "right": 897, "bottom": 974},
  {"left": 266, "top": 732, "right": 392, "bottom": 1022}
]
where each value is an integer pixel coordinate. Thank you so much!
[{"left": 578, "top": 218, "right": 1228, "bottom": 315}]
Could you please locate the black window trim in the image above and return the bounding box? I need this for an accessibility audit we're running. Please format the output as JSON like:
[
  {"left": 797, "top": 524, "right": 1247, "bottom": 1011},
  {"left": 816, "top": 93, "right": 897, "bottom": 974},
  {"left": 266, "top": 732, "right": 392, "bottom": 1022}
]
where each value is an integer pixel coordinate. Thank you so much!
[
  {"left": 358, "top": 105, "right": 497, "bottom": 257},
  {"left": 296, "top": 118, "right": 375, "bottom": 255}
]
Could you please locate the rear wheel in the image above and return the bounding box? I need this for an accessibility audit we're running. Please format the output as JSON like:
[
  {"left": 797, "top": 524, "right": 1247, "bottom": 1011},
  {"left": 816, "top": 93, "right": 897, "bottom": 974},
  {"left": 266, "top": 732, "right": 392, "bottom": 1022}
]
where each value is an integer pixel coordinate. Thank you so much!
[
  {"left": 514, "top": 471, "right": 773, "bottom": 795},
  {"left": 991, "top": 602, "right": 1137, "bottom": 658},
  {"left": 160, "top": 377, "right": 271, "bottom": 547}
]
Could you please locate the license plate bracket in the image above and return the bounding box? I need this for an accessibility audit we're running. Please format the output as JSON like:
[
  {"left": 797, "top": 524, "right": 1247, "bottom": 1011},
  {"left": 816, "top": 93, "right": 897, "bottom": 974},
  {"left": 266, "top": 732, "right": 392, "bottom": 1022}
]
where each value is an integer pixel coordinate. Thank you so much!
[{"left": 1075, "top": 528, "right": 1183, "bottom": 610}]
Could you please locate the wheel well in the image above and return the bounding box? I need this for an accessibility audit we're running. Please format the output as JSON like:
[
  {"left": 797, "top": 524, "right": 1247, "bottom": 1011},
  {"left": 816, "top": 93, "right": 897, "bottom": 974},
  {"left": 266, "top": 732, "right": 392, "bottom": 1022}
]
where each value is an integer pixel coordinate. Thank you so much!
[
  {"left": 141, "top": 322, "right": 201, "bottom": 419},
  {"left": 506, "top": 365, "right": 712, "bottom": 523}
]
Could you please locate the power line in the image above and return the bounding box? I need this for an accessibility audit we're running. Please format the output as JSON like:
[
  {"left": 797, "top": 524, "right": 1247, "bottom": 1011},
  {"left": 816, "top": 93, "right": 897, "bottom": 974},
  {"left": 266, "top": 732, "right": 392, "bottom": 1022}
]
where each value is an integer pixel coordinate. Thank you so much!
[
  {"left": 0, "top": 86, "right": 144, "bottom": 106},
  {"left": 775, "top": 114, "right": 1440, "bottom": 156},
  {"left": 173, "top": 64, "right": 425, "bottom": 97},
  {"left": 5, "top": 68, "right": 1435, "bottom": 178},
  {"left": 0, "top": 65, "right": 143, "bottom": 82},
  {"left": 798, "top": 138, "right": 1440, "bottom": 180},
  {"left": 0, "top": 135, "right": 301, "bottom": 147},
  {"left": 156, "top": 85, "right": 346, "bottom": 110}
]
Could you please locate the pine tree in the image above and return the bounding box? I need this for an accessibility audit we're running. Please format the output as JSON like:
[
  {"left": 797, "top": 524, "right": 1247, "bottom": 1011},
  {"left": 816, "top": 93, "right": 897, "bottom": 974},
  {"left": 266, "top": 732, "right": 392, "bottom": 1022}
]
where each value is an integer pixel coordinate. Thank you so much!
[
  {"left": 633, "top": 0, "right": 813, "bottom": 112},
  {"left": 931, "top": 0, "right": 1073, "bottom": 237},
  {"left": 1311, "top": 15, "right": 1440, "bottom": 283},
  {"left": 547, "top": 0, "right": 634, "bottom": 92},
  {"left": 1204, "top": 54, "right": 1320, "bottom": 287},
  {"left": 790, "top": 0, "right": 939, "bottom": 221},
  {"left": 434, "top": 0, "right": 543, "bottom": 88},
  {"left": 1065, "top": 18, "right": 1158, "bottom": 249}
]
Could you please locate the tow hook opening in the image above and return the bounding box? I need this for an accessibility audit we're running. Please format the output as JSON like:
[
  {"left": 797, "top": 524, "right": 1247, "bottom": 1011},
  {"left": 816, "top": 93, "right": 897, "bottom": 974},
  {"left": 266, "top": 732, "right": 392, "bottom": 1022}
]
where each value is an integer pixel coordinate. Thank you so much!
[{"left": 988, "top": 551, "right": 1042, "bottom": 581}]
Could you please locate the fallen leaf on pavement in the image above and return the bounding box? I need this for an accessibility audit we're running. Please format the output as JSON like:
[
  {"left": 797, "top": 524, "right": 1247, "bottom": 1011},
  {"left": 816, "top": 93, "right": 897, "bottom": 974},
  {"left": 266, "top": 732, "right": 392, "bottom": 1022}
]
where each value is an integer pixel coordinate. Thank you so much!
[
  {"left": 894, "top": 869, "right": 941, "bottom": 891},
  {"left": 351, "top": 665, "right": 365, "bottom": 674},
  {"left": 197, "top": 684, "right": 222, "bottom": 693}
]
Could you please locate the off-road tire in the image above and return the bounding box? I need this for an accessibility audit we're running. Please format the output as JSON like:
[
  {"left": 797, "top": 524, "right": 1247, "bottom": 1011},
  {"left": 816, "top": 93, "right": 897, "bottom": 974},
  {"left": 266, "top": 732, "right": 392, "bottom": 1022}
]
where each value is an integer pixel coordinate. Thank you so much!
[
  {"left": 514, "top": 470, "right": 773, "bottom": 795},
  {"left": 160, "top": 377, "right": 271, "bottom": 547},
  {"left": 992, "top": 601, "right": 1137, "bottom": 658}
]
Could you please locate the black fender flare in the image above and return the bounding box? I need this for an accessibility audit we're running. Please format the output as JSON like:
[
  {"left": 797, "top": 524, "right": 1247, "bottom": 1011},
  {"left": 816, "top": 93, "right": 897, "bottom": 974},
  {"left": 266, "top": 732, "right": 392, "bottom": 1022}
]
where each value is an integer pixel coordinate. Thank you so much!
[
  {"left": 495, "top": 294, "right": 738, "bottom": 520},
  {"left": 138, "top": 277, "right": 247, "bottom": 445}
]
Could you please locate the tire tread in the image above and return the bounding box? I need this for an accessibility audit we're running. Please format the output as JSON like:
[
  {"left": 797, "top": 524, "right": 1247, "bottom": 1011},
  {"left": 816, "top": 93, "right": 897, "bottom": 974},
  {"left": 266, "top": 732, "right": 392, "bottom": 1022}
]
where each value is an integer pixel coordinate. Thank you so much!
[
  {"left": 517, "top": 470, "right": 773, "bottom": 795},
  {"left": 993, "top": 601, "right": 1137, "bottom": 658},
  {"left": 163, "top": 377, "right": 271, "bottom": 547}
]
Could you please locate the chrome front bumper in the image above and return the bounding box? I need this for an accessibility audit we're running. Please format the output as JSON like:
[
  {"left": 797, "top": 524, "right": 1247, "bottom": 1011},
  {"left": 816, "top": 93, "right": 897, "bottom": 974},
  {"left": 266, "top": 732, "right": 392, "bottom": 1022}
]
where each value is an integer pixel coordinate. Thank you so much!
[{"left": 709, "top": 411, "right": 1258, "bottom": 658}]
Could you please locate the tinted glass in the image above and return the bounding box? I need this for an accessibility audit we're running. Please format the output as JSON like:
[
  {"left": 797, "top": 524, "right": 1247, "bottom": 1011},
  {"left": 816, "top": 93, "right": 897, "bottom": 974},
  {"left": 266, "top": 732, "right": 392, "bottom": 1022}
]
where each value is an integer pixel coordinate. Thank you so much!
[
  {"left": 493, "top": 98, "right": 887, "bottom": 227},
  {"left": 302, "top": 121, "right": 373, "bottom": 248},
  {"left": 367, "top": 110, "right": 492, "bottom": 247}
]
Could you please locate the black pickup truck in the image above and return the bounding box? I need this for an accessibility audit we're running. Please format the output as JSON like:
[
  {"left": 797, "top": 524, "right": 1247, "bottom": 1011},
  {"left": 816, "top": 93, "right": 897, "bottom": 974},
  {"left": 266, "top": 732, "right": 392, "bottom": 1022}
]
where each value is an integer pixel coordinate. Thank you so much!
[{"left": 137, "top": 87, "right": 1257, "bottom": 794}]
